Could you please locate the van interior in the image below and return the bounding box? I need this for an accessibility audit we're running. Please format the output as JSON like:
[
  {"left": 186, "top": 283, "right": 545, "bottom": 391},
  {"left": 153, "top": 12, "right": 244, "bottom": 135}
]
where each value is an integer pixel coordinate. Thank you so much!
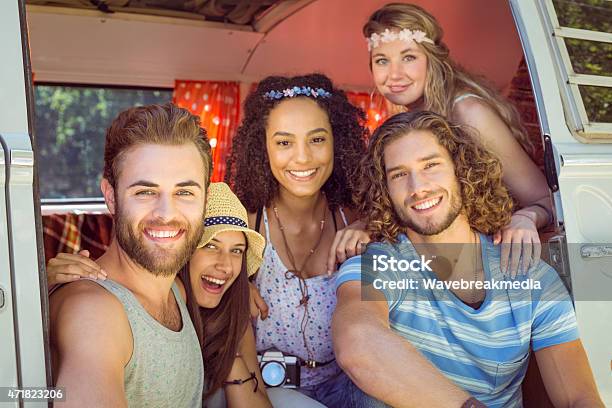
[{"left": 2, "top": 0, "right": 611, "bottom": 406}]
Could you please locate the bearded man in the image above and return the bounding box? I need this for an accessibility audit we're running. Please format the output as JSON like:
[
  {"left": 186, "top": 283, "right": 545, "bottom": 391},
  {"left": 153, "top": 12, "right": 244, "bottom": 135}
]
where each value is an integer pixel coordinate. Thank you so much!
[
  {"left": 332, "top": 111, "right": 603, "bottom": 408},
  {"left": 49, "top": 103, "right": 212, "bottom": 407}
]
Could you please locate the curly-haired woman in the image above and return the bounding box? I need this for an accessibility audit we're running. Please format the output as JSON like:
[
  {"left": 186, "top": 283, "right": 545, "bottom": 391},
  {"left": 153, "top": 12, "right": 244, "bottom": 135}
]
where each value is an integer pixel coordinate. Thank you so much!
[
  {"left": 225, "top": 73, "right": 383, "bottom": 407},
  {"left": 363, "top": 3, "right": 554, "bottom": 276}
]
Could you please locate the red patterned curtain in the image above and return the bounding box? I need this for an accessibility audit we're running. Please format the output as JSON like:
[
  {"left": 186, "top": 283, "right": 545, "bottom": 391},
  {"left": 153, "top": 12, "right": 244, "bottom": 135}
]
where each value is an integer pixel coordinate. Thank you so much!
[
  {"left": 345, "top": 91, "right": 390, "bottom": 136},
  {"left": 173, "top": 80, "right": 240, "bottom": 182},
  {"left": 43, "top": 214, "right": 112, "bottom": 262}
]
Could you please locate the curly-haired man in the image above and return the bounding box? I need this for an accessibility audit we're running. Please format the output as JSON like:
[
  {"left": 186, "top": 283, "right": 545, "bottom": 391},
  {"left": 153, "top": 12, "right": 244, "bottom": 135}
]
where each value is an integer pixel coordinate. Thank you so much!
[{"left": 332, "top": 111, "right": 603, "bottom": 407}]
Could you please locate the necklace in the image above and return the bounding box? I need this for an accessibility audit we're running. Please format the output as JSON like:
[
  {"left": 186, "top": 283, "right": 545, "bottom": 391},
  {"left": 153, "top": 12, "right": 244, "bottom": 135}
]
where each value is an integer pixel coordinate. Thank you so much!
[
  {"left": 272, "top": 202, "right": 327, "bottom": 286},
  {"left": 272, "top": 197, "right": 327, "bottom": 363},
  {"left": 470, "top": 230, "right": 482, "bottom": 304},
  {"left": 448, "top": 231, "right": 482, "bottom": 305}
]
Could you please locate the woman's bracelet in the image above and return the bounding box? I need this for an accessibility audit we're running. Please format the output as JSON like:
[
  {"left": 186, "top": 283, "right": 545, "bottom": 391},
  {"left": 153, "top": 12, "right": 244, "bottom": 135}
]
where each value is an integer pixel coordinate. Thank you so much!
[
  {"left": 530, "top": 202, "right": 553, "bottom": 226},
  {"left": 513, "top": 212, "right": 536, "bottom": 225},
  {"left": 222, "top": 371, "right": 259, "bottom": 393},
  {"left": 515, "top": 203, "right": 553, "bottom": 228}
]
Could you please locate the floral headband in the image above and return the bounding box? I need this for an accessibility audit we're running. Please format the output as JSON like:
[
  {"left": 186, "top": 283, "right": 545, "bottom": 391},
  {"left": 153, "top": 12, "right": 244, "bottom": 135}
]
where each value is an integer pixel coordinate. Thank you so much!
[
  {"left": 367, "top": 28, "right": 434, "bottom": 51},
  {"left": 263, "top": 86, "right": 332, "bottom": 100}
]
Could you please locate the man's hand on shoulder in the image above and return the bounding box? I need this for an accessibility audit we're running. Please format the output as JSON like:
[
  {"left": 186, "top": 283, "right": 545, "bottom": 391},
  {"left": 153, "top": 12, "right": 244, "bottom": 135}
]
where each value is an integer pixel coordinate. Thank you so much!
[{"left": 50, "top": 280, "right": 131, "bottom": 407}]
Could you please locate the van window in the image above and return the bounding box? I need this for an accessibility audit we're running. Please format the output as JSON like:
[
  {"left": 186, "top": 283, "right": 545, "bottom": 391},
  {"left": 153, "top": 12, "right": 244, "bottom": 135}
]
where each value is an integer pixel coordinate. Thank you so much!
[
  {"left": 578, "top": 85, "right": 612, "bottom": 123},
  {"left": 35, "top": 84, "right": 172, "bottom": 201},
  {"left": 564, "top": 38, "right": 611, "bottom": 77},
  {"left": 547, "top": 0, "right": 612, "bottom": 138},
  {"left": 552, "top": 0, "right": 611, "bottom": 32}
]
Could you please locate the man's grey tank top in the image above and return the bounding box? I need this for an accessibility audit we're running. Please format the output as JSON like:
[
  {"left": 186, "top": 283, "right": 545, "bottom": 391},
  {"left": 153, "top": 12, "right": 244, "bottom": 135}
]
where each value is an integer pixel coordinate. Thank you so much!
[{"left": 93, "top": 279, "right": 204, "bottom": 407}]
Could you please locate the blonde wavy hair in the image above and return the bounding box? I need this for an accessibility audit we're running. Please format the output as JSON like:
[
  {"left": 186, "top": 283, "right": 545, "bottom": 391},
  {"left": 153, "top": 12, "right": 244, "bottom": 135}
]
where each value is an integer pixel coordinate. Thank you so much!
[
  {"left": 363, "top": 3, "right": 534, "bottom": 155},
  {"left": 355, "top": 111, "right": 514, "bottom": 243}
]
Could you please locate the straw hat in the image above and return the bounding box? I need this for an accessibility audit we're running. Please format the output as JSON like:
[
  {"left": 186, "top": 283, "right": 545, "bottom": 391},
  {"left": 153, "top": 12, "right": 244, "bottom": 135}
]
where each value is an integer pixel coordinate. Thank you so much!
[{"left": 198, "top": 182, "right": 265, "bottom": 277}]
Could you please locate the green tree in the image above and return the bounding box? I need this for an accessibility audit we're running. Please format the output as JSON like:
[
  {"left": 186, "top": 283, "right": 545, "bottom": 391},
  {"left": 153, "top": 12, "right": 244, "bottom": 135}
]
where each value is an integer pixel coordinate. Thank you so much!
[
  {"left": 34, "top": 86, "right": 171, "bottom": 199},
  {"left": 553, "top": 0, "right": 611, "bottom": 123}
]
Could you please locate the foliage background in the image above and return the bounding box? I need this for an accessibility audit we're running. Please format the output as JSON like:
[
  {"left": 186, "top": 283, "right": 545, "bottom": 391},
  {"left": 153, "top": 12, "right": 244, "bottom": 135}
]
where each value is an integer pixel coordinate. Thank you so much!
[
  {"left": 553, "top": 0, "right": 611, "bottom": 123},
  {"left": 35, "top": 86, "right": 171, "bottom": 199}
]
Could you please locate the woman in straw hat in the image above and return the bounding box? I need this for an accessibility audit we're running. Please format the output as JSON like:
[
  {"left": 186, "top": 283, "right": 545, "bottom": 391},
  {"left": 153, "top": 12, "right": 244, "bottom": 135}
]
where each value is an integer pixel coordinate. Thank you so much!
[
  {"left": 180, "top": 182, "right": 271, "bottom": 406},
  {"left": 46, "top": 182, "right": 325, "bottom": 408},
  {"left": 184, "top": 182, "right": 323, "bottom": 407},
  {"left": 363, "top": 3, "right": 554, "bottom": 276}
]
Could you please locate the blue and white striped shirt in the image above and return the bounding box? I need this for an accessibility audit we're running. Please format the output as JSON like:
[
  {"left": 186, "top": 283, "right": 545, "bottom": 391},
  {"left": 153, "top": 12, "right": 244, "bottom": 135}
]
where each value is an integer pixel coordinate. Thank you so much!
[{"left": 335, "top": 233, "right": 579, "bottom": 408}]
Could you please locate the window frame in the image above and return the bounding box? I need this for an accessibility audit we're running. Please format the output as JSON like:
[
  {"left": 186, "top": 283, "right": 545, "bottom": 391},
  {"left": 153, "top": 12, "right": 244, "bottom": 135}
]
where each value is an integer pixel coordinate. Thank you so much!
[
  {"left": 34, "top": 81, "right": 173, "bottom": 212},
  {"left": 542, "top": 0, "right": 612, "bottom": 138}
]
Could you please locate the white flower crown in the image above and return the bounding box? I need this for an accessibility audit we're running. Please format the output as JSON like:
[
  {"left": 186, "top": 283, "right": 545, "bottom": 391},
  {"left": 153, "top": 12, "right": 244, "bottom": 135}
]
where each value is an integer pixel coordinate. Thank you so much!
[{"left": 367, "top": 28, "right": 434, "bottom": 51}]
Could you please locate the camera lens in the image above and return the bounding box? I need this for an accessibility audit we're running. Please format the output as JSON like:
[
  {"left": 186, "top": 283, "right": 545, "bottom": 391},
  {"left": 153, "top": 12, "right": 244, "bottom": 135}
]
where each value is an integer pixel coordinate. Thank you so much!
[{"left": 261, "top": 361, "right": 286, "bottom": 387}]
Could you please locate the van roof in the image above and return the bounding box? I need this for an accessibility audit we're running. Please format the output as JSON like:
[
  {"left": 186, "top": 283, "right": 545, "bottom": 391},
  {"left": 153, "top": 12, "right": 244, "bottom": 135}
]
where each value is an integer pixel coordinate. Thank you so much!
[{"left": 27, "top": 0, "right": 524, "bottom": 90}]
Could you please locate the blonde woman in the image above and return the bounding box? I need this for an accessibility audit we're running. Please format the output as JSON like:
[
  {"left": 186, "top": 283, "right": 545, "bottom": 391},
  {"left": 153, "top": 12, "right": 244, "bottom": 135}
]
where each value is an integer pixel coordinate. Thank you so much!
[{"left": 363, "top": 3, "right": 553, "bottom": 275}]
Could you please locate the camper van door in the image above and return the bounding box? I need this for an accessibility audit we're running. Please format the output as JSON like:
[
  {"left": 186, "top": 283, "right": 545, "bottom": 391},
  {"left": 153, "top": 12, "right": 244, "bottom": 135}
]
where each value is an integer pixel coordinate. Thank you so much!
[
  {"left": 0, "top": 1, "right": 48, "bottom": 406},
  {"left": 511, "top": 1, "right": 612, "bottom": 405}
]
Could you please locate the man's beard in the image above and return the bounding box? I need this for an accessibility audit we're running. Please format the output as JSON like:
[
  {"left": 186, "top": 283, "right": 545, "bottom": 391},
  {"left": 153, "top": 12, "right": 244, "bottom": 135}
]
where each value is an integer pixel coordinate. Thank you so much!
[
  {"left": 114, "top": 206, "right": 204, "bottom": 277},
  {"left": 395, "top": 183, "right": 463, "bottom": 236}
]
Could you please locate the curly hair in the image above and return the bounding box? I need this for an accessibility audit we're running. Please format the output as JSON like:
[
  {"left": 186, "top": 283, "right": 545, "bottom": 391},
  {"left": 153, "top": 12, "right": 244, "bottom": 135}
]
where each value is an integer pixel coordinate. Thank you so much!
[
  {"left": 363, "top": 3, "right": 534, "bottom": 156},
  {"left": 355, "top": 111, "right": 514, "bottom": 242},
  {"left": 225, "top": 73, "right": 368, "bottom": 212}
]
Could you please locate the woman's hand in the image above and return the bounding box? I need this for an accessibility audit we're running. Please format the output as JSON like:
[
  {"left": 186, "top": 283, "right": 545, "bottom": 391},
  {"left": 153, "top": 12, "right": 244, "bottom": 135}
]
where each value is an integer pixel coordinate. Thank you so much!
[
  {"left": 249, "top": 281, "right": 269, "bottom": 321},
  {"left": 327, "top": 219, "right": 371, "bottom": 275},
  {"left": 494, "top": 211, "right": 542, "bottom": 278},
  {"left": 46, "top": 250, "right": 107, "bottom": 287}
]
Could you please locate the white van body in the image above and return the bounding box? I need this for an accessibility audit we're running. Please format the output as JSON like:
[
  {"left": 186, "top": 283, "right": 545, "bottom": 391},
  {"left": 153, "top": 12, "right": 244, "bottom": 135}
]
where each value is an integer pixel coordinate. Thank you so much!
[
  {"left": 511, "top": 2, "right": 612, "bottom": 405},
  {"left": 1, "top": 0, "right": 610, "bottom": 406},
  {"left": 0, "top": 2, "right": 48, "bottom": 407}
]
